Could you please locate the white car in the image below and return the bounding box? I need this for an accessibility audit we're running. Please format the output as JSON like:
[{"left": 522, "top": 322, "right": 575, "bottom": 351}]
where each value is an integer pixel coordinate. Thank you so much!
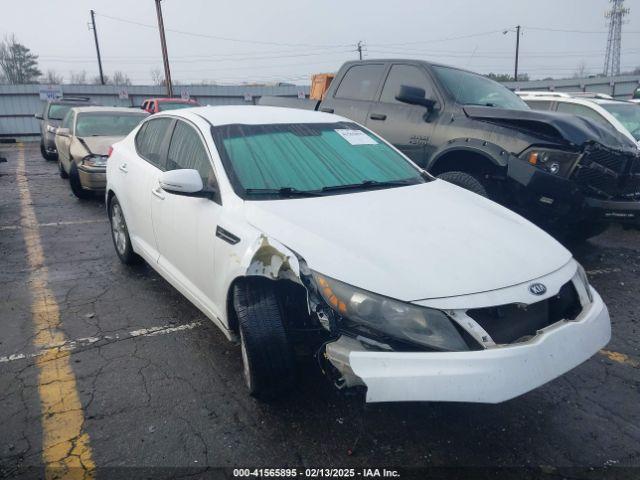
[
  {"left": 105, "top": 106, "right": 611, "bottom": 403},
  {"left": 517, "top": 91, "right": 640, "bottom": 148}
]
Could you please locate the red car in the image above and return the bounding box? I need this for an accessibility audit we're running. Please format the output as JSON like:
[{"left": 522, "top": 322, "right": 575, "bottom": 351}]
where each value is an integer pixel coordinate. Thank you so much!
[{"left": 141, "top": 98, "right": 200, "bottom": 114}]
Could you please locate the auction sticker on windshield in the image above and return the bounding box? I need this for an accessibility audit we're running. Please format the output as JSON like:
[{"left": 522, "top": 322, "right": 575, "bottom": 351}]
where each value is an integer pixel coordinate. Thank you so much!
[{"left": 335, "top": 129, "right": 378, "bottom": 145}]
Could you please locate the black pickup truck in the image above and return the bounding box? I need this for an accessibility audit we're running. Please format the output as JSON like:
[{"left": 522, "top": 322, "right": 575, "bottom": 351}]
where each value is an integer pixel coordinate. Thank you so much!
[{"left": 261, "top": 60, "right": 640, "bottom": 240}]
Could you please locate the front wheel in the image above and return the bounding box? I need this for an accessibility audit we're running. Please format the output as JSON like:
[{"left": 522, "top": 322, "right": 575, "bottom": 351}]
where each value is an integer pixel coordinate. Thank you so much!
[
  {"left": 69, "top": 163, "right": 91, "bottom": 199},
  {"left": 58, "top": 159, "right": 68, "bottom": 179},
  {"left": 437, "top": 171, "right": 489, "bottom": 198},
  {"left": 40, "top": 142, "right": 56, "bottom": 161},
  {"left": 109, "top": 197, "right": 140, "bottom": 265},
  {"left": 233, "top": 279, "right": 296, "bottom": 400}
]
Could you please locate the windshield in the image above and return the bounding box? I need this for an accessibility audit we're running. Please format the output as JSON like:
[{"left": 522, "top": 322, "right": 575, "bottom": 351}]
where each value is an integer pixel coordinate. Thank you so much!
[
  {"left": 600, "top": 103, "right": 640, "bottom": 141},
  {"left": 158, "top": 102, "right": 197, "bottom": 111},
  {"left": 48, "top": 104, "right": 74, "bottom": 120},
  {"left": 433, "top": 66, "right": 530, "bottom": 110},
  {"left": 75, "top": 113, "right": 147, "bottom": 137},
  {"left": 213, "top": 122, "right": 426, "bottom": 200}
]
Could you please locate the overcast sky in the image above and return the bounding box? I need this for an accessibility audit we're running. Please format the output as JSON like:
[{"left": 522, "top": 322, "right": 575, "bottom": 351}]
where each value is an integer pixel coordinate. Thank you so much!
[{"left": 2, "top": 0, "right": 640, "bottom": 85}]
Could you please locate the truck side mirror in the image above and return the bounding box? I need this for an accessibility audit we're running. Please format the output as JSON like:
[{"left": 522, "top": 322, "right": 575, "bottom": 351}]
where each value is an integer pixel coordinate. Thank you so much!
[{"left": 396, "top": 85, "right": 436, "bottom": 111}]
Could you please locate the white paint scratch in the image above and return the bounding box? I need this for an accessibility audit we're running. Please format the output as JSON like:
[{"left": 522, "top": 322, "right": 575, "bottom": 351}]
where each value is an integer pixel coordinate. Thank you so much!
[{"left": 0, "top": 321, "right": 202, "bottom": 364}]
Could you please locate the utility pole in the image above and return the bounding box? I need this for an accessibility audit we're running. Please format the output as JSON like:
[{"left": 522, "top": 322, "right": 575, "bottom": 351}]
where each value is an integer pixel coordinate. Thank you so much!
[
  {"left": 514, "top": 25, "right": 521, "bottom": 82},
  {"left": 89, "top": 10, "right": 105, "bottom": 85},
  {"left": 155, "top": 0, "right": 173, "bottom": 97},
  {"left": 603, "top": 0, "right": 630, "bottom": 76},
  {"left": 357, "top": 41, "right": 363, "bottom": 60}
]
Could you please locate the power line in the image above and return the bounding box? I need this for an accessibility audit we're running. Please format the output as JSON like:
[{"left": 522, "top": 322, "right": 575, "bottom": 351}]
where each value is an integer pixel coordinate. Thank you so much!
[{"left": 96, "top": 12, "right": 354, "bottom": 48}]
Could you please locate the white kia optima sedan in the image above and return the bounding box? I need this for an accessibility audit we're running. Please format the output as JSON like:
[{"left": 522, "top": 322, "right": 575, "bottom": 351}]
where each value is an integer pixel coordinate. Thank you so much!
[{"left": 105, "top": 105, "right": 611, "bottom": 403}]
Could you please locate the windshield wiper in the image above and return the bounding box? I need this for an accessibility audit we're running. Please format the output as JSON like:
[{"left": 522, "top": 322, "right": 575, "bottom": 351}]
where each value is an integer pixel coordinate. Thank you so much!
[
  {"left": 245, "top": 187, "right": 323, "bottom": 198},
  {"left": 464, "top": 102, "right": 496, "bottom": 107},
  {"left": 321, "top": 179, "right": 413, "bottom": 193}
]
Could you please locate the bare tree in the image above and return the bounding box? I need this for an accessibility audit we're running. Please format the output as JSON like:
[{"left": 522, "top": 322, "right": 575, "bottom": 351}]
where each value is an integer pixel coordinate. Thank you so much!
[
  {"left": 150, "top": 68, "right": 165, "bottom": 86},
  {"left": 573, "top": 61, "right": 588, "bottom": 78},
  {"left": 69, "top": 70, "right": 88, "bottom": 84},
  {"left": 42, "top": 69, "right": 63, "bottom": 84},
  {"left": 112, "top": 70, "right": 131, "bottom": 86},
  {"left": 0, "top": 34, "right": 42, "bottom": 84}
]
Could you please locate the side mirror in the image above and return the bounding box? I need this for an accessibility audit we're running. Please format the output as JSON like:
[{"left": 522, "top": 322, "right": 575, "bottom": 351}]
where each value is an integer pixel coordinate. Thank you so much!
[
  {"left": 159, "top": 169, "right": 213, "bottom": 198},
  {"left": 56, "top": 127, "right": 70, "bottom": 137},
  {"left": 396, "top": 85, "right": 437, "bottom": 111},
  {"left": 35, "top": 113, "right": 43, "bottom": 120}
]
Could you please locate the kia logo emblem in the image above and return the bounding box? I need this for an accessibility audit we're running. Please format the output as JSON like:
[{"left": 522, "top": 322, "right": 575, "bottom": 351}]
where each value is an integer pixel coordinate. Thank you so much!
[{"left": 529, "top": 283, "right": 547, "bottom": 296}]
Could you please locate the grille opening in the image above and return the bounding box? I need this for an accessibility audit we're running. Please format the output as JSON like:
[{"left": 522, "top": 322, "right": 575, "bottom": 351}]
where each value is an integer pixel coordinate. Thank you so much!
[
  {"left": 466, "top": 282, "right": 581, "bottom": 345},
  {"left": 572, "top": 149, "right": 640, "bottom": 200}
]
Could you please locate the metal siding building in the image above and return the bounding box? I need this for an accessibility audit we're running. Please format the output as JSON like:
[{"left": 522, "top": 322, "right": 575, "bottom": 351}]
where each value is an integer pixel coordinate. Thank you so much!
[{"left": 0, "top": 84, "right": 309, "bottom": 139}]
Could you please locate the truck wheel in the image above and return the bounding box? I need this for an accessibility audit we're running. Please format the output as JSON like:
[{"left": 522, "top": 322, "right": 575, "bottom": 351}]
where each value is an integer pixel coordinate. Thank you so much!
[
  {"left": 69, "top": 163, "right": 91, "bottom": 199},
  {"left": 566, "top": 221, "right": 609, "bottom": 243},
  {"left": 233, "top": 279, "right": 296, "bottom": 400},
  {"left": 437, "top": 171, "right": 488, "bottom": 198},
  {"left": 109, "top": 197, "right": 140, "bottom": 265},
  {"left": 58, "top": 159, "right": 68, "bottom": 179}
]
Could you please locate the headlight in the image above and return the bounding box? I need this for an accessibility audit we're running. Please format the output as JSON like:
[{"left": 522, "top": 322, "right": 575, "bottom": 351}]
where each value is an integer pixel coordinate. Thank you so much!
[
  {"left": 82, "top": 154, "right": 108, "bottom": 167},
  {"left": 46, "top": 125, "right": 57, "bottom": 133},
  {"left": 312, "top": 271, "right": 469, "bottom": 351},
  {"left": 575, "top": 263, "right": 594, "bottom": 304},
  {"left": 520, "top": 148, "right": 580, "bottom": 176}
]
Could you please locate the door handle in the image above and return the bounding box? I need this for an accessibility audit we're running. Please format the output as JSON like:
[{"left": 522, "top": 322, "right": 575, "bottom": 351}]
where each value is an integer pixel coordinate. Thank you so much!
[
  {"left": 319, "top": 107, "right": 334, "bottom": 113},
  {"left": 151, "top": 187, "right": 165, "bottom": 200},
  {"left": 118, "top": 163, "right": 128, "bottom": 173},
  {"left": 369, "top": 113, "right": 387, "bottom": 121}
]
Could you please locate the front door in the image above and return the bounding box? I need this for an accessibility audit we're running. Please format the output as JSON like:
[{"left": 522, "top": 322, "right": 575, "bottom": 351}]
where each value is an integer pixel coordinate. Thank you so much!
[
  {"left": 365, "top": 63, "right": 441, "bottom": 169},
  {"left": 151, "top": 119, "right": 222, "bottom": 310},
  {"left": 56, "top": 111, "right": 74, "bottom": 172},
  {"left": 123, "top": 117, "right": 174, "bottom": 261}
]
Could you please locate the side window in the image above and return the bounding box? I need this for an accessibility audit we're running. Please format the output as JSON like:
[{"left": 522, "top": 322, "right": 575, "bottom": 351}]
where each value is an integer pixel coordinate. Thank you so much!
[
  {"left": 380, "top": 65, "right": 433, "bottom": 104},
  {"left": 334, "top": 64, "right": 385, "bottom": 101},
  {"left": 524, "top": 100, "right": 553, "bottom": 111},
  {"left": 135, "top": 118, "right": 172, "bottom": 168},
  {"left": 166, "top": 121, "right": 214, "bottom": 187},
  {"left": 149, "top": 102, "right": 156, "bottom": 113},
  {"left": 557, "top": 103, "right": 607, "bottom": 125}
]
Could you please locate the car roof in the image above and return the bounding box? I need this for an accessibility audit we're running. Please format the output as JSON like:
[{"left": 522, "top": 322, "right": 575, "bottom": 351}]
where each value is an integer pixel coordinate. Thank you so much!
[
  {"left": 148, "top": 98, "right": 197, "bottom": 103},
  {"left": 162, "top": 105, "right": 348, "bottom": 126},
  {"left": 70, "top": 106, "right": 149, "bottom": 114}
]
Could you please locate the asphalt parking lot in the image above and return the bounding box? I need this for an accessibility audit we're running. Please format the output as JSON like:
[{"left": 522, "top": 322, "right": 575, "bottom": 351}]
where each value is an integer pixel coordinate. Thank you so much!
[{"left": 1, "top": 142, "right": 639, "bottom": 478}]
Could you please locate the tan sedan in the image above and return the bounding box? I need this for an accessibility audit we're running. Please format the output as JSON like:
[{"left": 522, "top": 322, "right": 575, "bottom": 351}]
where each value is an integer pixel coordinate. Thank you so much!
[{"left": 55, "top": 106, "right": 148, "bottom": 198}]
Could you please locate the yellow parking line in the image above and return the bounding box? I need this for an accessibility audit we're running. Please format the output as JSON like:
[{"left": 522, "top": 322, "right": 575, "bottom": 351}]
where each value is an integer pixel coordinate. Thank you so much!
[
  {"left": 16, "top": 145, "right": 95, "bottom": 479},
  {"left": 600, "top": 349, "right": 640, "bottom": 368}
]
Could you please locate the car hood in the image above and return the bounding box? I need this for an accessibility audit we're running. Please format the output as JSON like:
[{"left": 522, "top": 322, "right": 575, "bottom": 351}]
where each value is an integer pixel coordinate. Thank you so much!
[
  {"left": 76, "top": 136, "right": 124, "bottom": 155},
  {"left": 464, "top": 105, "right": 638, "bottom": 154},
  {"left": 244, "top": 181, "right": 572, "bottom": 302}
]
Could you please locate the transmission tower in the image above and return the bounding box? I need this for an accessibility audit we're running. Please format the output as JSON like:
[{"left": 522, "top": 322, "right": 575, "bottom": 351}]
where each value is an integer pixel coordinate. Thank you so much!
[{"left": 603, "top": 0, "right": 630, "bottom": 76}]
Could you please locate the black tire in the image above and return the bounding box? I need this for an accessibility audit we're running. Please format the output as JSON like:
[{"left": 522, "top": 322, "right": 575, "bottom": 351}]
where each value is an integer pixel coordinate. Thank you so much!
[
  {"left": 69, "top": 163, "right": 92, "bottom": 199},
  {"left": 565, "top": 221, "right": 609, "bottom": 243},
  {"left": 58, "top": 159, "right": 69, "bottom": 179},
  {"left": 108, "top": 197, "right": 140, "bottom": 265},
  {"left": 40, "top": 142, "right": 57, "bottom": 161},
  {"left": 437, "top": 171, "right": 489, "bottom": 198},
  {"left": 233, "top": 279, "right": 296, "bottom": 400}
]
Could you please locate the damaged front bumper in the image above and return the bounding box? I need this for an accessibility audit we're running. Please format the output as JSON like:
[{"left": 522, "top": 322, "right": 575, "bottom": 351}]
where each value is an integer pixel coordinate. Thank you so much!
[
  {"left": 325, "top": 288, "right": 610, "bottom": 404},
  {"left": 507, "top": 151, "right": 640, "bottom": 226}
]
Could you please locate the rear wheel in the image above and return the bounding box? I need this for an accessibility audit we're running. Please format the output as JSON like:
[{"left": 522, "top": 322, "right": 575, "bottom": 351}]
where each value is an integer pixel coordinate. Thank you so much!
[
  {"left": 437, "top": 171, "right": 489, "bottom": 198},
  {"left": 233, "top": 279, "right": 296, "bottom": 400},
  {"left": 69, "top": 163, "right": 91, "bottom": 199},
  {"left": 109, "top": 197, "right": 140, "bottom": 265}
]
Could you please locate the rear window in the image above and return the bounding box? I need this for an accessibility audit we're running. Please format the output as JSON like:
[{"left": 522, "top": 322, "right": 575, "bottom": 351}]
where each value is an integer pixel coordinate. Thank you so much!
[{"left": 334, "top": 64, "right": 385, "bottom": 101}]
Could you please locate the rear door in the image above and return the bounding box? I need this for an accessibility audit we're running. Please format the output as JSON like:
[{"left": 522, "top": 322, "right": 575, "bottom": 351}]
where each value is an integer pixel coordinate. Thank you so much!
[
  {"left": 151, "top": 118, "right": 222, "bottom": 309},
  {"left": 365, "top": 63, "right": 442, "bottom": 168},
  {"left": 319, "top": 63, "right": 386, "bottom": 124},
  {"left": 121, "top": 117, "right": 173, "bottom": 261}
]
